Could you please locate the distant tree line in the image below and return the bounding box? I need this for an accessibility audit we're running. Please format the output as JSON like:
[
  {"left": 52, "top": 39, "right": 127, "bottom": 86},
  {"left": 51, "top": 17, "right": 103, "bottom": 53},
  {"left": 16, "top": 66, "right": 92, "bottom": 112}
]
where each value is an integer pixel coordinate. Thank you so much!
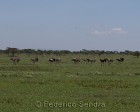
[{"left": 0, "top": 47, "right": 139, "bottom": 58}]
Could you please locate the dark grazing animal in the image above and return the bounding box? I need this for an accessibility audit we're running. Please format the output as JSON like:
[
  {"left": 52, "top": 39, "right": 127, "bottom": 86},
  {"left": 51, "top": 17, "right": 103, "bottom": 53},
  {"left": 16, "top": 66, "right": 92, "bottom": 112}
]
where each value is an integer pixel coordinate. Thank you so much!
[
  {"left": 30, "top": 57, "right": 38, "bottom": 64},
  {"left": 10, "top": 57, "right": 20, "bottom": 64},
  {"left": 83, "top": 58, "right": 96, "bottom": 64},
  {"left": 88, "top": 59, "right": 96, "bottom": 63},
  {"left": 100, "top": 59, "right": 106, "bottom": 64},
  {"left": 48, "top": 58, "right": 55, "bottom": 63},
  {"left": 116, "top": 58, "right": 124, "bottom": 62},
  {"left": 100, "top": 58, "right": 113, "bottom": 65},
  {"left": 48, "top": 58, "right": 61, "bottom": 63},
  {"left": 103, "top": 58, "right": 109, "bottom": 62},
  {"left": 72, "top": 58, "right": 80, "bottom": 63},
  {"left": 120, "top": 58, "right": 124, "bottom": 62}
]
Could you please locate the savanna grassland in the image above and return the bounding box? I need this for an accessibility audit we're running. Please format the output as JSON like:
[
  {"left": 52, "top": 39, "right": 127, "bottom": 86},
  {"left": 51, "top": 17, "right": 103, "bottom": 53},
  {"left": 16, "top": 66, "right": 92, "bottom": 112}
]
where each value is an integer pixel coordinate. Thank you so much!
[{"left": 0, "top": 54, "right": 140, "bottom": 112}]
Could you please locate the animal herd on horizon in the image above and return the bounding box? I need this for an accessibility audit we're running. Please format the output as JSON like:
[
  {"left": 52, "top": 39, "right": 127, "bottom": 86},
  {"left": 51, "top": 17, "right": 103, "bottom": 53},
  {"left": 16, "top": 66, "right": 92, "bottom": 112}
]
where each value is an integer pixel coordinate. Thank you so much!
[{"left": 9, "top": 56, "right": 124, "bottom": 66}]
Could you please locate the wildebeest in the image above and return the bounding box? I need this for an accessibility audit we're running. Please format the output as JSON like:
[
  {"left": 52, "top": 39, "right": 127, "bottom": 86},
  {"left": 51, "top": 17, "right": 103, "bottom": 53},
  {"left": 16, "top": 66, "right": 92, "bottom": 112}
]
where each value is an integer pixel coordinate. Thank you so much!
[
  {"left": 10, "top": 57, "right": 20, "bottom": 64},
  {"left": 100, "top": 59, "right": 106, "bottom": 65},
  {"left": 83, "top": 58, "right": 96, "bottom": 64},
  {"left": 30, "top": 57, "right": 39, "bottom": 64},
  {"left": 48, "top": 58, "right": 55, "bottom": 63},
  {"left": 100, "top": 58, "right": 113, "bottom": 65},
  {"left": 72, "top": 58, "right": 80, "bottom": 63},
  {"left": 103, "top": 58, "right": 109, "bottom": 62},
  {"left": 116, "top": 58, "right": 124, "bottom": 62},
  {"left": 48, "top": 58, "right": 61, "bottom": 63}
]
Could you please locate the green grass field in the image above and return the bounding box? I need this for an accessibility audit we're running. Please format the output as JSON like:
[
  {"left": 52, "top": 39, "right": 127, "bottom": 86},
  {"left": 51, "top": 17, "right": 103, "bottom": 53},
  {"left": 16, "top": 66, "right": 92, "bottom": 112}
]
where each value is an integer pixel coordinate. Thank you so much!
[{"left": 0, "top": 54, "right": 140, "bottom": 112}]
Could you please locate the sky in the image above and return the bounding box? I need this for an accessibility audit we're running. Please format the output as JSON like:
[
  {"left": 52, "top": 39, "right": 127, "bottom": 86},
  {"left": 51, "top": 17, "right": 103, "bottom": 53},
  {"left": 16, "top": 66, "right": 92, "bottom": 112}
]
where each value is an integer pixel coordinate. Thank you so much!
[{"left": 0, "top": 0, "right": 140, "bottom": 51}]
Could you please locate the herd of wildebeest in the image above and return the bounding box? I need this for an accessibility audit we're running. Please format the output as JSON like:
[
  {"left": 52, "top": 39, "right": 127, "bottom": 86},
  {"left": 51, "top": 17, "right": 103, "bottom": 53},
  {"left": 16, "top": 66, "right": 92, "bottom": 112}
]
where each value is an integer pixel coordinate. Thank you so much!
[{"left": 10, "top": 56, "right": 124, "bottom": 66}]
